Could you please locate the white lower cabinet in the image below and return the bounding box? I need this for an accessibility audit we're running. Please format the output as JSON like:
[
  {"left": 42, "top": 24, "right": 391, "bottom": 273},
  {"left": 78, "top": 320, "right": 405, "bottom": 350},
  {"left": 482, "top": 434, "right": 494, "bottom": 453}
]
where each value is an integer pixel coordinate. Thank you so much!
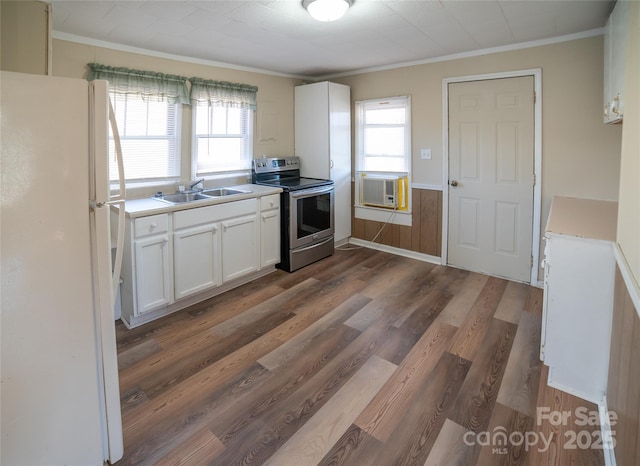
[
  {"left": 222, "top": 214, "right": 259, "bottom": 282},
  {"left": 541, "top": 197, "right": 617, "bottom": 404},
  {"left": 134, "top": 233, "right": 173, "bottom": 314},
  {"left": 260, "top": 194, "right": 280, "bottom": 268},
  {"left": 117, "top": 195, "right": 277, "bottom": 328},
  {"left": 125, "top": 213, "right": 173, "bottom": 316},
  {"left": 173, "top": 222, "right": 221, "bottom": 300}
]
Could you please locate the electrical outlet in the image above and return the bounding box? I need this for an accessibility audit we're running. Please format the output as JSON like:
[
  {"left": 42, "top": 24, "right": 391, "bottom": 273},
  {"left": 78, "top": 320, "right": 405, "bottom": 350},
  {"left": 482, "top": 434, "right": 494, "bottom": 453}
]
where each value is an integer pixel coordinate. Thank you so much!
[{"left": 421, "top": 148, "right": 432, "bottom": 160}]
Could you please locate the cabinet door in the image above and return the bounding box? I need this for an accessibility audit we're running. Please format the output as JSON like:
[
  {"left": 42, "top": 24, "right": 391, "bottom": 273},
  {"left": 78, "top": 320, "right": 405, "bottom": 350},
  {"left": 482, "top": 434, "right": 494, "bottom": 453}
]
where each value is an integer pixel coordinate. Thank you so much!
[
  {"left": 542, "top": 234, "right": 615, "bottom": 402},
  {"left": 603, "top": 0, "right": 630, "bottom": 123},
  {"left": 329, "top": 82, "right": 352, "bottom": 242},
  {"left": 134, "top": 234, "right": 172, "bottom": 314},
  {"left": 295, "top": 82, "right": 330, "bottom": 179},
  {"left": 260, "top": 209, "right": 280, "bottom": 268},
  {"left": 610, "top": 0, "right": 629, "bottom": 118},
  {"left": 222, "top": 214, "right": 259, "bottom": 282},
  {"left": 174, "top": 223, "right": 221, "bottom": 300}
]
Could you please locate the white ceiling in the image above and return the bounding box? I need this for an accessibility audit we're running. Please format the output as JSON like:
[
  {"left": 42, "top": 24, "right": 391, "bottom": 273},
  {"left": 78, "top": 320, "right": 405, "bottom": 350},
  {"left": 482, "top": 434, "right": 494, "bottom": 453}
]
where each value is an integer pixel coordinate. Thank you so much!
[{"left": 50, "top": 0, "right": 614, "bottom": 78}]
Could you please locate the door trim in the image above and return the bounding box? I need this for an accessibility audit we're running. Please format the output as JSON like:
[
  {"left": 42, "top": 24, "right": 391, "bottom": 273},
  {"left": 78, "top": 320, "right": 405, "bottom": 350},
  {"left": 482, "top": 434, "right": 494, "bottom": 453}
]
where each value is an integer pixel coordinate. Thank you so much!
[{"left": 441, "top": 69, "right": 542, "bottom": 285}]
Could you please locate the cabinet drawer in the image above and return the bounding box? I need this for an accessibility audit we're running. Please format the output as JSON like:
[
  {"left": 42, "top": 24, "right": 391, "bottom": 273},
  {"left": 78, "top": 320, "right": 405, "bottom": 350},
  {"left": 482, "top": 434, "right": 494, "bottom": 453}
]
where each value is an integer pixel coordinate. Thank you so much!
[
  {"left": 174, "top": 198, "right": 257, "bottom": 230},
  {"left": 260, "top": 194, "right": 280, "bottom": 211},
  {"left": 135, "top": 214, "right": 169, "bottom": 238}
]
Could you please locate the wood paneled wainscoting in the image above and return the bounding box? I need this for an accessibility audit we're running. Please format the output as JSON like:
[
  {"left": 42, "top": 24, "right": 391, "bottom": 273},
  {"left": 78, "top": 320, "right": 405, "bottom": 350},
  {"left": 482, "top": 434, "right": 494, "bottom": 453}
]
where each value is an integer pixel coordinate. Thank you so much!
[
  {"left": 607, "top": 263, "right": 640, "bottom": 465},
  {"left": 352, "top": 186, "right": 443, "bottom": 257}
]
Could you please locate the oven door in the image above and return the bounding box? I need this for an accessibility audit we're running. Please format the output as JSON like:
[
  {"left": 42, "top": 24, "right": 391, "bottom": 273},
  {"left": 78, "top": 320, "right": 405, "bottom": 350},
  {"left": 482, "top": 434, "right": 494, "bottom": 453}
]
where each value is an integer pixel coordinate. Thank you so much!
[{"left": 289, "top": 185, "right": 334, "bottom": 250}]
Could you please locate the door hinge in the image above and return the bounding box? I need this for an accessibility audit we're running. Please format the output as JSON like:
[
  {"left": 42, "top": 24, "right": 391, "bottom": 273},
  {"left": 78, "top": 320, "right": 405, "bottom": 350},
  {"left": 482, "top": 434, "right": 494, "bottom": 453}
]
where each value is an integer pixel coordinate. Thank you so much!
[
  {"left": 531, "top": 255, "right": 534, "bottom": 267},
  {"left": 533, "top": 91, "right": 537, "bottom": 104},
  {"left": 533, "top": 174, "right": 536, "bottom": 186}
]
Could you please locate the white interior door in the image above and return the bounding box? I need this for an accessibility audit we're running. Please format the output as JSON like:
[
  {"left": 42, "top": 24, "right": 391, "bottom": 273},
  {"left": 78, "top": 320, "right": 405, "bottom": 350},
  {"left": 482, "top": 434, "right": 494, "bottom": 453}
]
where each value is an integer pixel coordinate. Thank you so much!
[{"left": 447, "top": 76, "right": 534, "bottom": 282}]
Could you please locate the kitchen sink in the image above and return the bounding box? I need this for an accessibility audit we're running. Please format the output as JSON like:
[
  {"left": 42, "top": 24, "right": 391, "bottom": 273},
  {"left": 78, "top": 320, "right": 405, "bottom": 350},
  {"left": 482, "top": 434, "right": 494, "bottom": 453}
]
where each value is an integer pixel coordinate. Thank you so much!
[
  {"left": 152, "top": 187, "right": 251, "bottom": 204},
  {"left": 201, "top": 188, "right": 250, "bottom": 197},
  {"left": 154, "top": 192, "right": 211, "bottom": 204}
]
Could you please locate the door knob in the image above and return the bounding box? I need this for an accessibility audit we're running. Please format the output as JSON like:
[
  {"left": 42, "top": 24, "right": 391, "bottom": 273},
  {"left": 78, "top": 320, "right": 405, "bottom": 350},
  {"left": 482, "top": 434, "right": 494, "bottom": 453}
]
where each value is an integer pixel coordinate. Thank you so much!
[{"left": 450, "top": 180, "right": 458, "bottom": 187}]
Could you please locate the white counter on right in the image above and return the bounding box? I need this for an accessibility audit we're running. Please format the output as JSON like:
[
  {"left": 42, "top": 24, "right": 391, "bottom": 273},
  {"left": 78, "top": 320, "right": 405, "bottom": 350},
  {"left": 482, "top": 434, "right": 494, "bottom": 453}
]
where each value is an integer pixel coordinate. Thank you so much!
[{"left": 541, "top": 196, "right": 618, "bottom": 404}]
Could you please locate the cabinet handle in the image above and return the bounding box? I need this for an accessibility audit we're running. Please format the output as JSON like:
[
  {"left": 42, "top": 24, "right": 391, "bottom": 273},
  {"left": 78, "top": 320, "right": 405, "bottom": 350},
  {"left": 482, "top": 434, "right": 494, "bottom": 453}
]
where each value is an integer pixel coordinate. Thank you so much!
[{"left": 150, "top": 223, "right": 157, "bottom": 229}]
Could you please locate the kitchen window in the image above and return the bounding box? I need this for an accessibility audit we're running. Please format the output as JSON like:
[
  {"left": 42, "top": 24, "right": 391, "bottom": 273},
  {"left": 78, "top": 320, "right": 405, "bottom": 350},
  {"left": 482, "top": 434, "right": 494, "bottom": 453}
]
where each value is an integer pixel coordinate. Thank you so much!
[
  {"left": 190, "top": 78, "right": 257, "bottom": 175},
  {"left": 356, "top": 96, "right": 411, "bottom": 174},
  {"left": 354, "top": 96, "right": 411, "bottom": 223},
  {"left": 88, "top": 65, "right": 258, "bottom": 183},
  {"left": 87, "top": 63, "right": 190, "bottom": 184},
  {"left": 109, "top": 92, "right": 181, "bottom": 182},
  {"left": 192, "top": 102, "right": 252, "bottom": 174}
]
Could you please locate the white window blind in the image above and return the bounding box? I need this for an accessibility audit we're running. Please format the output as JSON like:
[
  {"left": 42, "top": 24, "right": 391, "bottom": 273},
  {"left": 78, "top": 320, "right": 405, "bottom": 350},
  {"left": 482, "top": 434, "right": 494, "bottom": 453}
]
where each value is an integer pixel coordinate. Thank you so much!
[
  {"left": 356, "top": 96, "right": 411, "bottom": 173},
  {"left": 192, "top": 102, "right": 252, "bottom": 174},
  {"left": 108, "top": 92, "right": 181, "bottom": 183},
  {"left": 190, "top": 77, "right": 256, "bottom": 175}
]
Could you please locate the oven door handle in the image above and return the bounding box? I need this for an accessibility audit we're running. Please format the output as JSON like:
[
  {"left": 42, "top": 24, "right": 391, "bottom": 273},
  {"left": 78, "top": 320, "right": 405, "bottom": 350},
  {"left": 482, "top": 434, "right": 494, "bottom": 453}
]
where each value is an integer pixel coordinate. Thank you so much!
[
  {"left": 289, "top": 185, "right": 334, "bottom": 199},
  {"left": 294, "top": 235, "right": 334, "bottom": 252}
]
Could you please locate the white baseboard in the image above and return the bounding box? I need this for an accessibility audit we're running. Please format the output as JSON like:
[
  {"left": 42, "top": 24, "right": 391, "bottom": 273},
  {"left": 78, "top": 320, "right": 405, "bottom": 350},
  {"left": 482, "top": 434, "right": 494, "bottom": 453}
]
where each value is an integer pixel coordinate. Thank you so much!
[
  {"left": 348, "top": 237, "right": 442, "bottom": 265},
  {"left": 335, "top": 237, "right": 350, "bottom": 247},
  {"left": 599, "top": 397, "right": 617, "bottom": 466}
]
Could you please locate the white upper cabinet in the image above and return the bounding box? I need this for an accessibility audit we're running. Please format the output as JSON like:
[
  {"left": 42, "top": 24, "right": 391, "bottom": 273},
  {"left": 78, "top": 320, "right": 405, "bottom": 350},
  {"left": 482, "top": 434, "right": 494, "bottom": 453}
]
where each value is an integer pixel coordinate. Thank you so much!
[
  {"left": 604, "top": 0, "right": 630, "bottom": 123},
  {"left": 295, "top": 81, "right": 352, "bottom": 244}
]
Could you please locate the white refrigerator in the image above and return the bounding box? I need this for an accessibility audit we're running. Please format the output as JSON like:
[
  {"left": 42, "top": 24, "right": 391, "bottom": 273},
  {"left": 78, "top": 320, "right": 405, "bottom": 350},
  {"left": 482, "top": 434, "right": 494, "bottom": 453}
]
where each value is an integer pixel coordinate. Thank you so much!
[{"left": 1, "top": 71, "right": 125, "bottom": 464}]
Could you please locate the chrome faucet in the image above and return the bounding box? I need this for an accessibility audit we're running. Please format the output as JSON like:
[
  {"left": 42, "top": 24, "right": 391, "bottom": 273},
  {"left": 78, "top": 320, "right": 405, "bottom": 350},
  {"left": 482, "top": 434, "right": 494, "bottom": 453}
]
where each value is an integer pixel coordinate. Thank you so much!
[{"left": 189, "top": 178, "right": 205, "bottom": 190}]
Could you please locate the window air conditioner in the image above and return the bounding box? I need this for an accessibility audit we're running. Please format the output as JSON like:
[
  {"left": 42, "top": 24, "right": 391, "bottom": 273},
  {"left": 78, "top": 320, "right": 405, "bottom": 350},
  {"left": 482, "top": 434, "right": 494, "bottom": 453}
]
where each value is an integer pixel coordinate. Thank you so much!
[{"left": 361, "top": 174, "right": 399, "bottom": 208}]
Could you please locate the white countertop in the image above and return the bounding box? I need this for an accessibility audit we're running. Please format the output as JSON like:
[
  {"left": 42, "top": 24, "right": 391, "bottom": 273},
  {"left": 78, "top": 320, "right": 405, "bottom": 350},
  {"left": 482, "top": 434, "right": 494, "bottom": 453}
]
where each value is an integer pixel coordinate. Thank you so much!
[
  {"left": 545, "top": 196, "right": 618, "bottom": 242},
  {"left": 118, "top": 184, "right": 282, "bottom": 218}
]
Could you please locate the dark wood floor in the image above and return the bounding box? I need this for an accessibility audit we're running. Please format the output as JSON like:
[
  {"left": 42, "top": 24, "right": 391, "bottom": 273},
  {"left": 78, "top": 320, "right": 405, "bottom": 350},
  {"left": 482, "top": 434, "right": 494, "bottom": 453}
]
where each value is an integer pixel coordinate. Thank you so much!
[{"left": 115, "top": 247, "right": 606, "bottom": 466}]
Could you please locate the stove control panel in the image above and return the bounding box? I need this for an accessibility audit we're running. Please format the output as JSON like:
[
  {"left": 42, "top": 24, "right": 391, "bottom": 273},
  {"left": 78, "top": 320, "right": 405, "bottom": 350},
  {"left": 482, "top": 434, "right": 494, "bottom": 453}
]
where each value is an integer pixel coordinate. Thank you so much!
[{"left": 253, "top": 156, "right": 300, "bottom": 174}]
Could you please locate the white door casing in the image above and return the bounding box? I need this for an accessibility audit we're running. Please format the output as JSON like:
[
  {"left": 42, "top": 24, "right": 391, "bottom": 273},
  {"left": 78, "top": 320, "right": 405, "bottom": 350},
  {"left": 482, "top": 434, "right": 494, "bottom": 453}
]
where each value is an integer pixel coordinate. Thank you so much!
[{"left": 446, "top": 75, "right": 536, "bottom": 283}]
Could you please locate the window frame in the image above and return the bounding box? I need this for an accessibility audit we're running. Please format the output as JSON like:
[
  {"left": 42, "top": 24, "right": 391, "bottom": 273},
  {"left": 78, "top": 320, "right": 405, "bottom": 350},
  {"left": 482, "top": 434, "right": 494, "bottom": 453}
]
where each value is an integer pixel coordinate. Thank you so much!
[
  {"left": 109, "top": 90, "right": 183, "bottom": 185},
  {"left": 355, "top": 95, "right": 412, "bottom": 175},
  {"left": 354, "top": 95, "right": 412, "bottom": 221},
  {"left": 191, "top": 101, "right": 254, "bottom": 176}
]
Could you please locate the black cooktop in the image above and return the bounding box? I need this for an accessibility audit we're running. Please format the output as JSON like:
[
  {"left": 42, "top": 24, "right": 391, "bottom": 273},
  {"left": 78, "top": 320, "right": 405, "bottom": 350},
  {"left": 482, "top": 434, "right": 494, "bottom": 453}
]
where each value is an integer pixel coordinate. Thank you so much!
[
  {"left": 255, "top": 176, "right": 333, "bottom": 192},
  {"left": 251, "top": 156, "right": 333, "bottom": 192}
]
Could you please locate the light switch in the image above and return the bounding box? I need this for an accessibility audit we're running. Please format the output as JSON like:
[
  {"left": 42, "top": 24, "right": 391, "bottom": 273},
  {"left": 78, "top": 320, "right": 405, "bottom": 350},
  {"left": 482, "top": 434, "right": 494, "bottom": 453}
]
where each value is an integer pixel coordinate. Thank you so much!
[{"left": 421, "top": 148, "right": 432, "bottom": 160}]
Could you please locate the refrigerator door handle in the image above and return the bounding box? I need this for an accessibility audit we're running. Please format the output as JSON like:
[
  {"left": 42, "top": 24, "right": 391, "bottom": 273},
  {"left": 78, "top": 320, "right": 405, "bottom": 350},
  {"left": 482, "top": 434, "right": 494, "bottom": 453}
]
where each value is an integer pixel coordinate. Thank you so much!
[
  {"left": 110, "top": 200, "right": 125, "bottom": 302},
  {"left": 108, "top": 99, "right": 126, "bottom": 203},
  {"left": 106, "top": 97, "right": 126, "bottom": 302}
]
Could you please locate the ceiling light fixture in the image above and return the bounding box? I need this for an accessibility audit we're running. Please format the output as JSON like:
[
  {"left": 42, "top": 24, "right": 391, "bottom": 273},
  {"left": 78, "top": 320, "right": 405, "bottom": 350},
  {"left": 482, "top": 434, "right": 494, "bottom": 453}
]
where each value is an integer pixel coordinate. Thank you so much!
[{"left": 303, "top": 0, "right": 352, "bottom": 22}]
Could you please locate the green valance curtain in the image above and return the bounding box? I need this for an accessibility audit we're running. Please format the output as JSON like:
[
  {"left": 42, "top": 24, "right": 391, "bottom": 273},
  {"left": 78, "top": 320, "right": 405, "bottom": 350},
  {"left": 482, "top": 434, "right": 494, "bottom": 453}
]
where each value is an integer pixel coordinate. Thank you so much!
[
  {"left": 87, "top": 63, "right": 190, "bottom": 104},
  {"left": 87, "top": 63, "right": 258, "bottom": 109},
  {"left": 189, "top": 77, "right": 258, "bottom": 110}
]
